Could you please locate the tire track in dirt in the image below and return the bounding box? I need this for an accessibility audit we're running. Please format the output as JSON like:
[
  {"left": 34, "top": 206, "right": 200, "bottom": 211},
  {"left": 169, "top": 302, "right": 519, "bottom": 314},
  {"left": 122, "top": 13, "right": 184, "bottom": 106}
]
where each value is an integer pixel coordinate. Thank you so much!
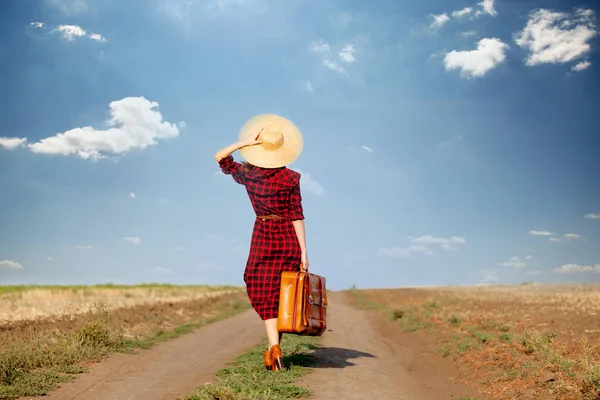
[
  {"left": 24, "top": 309, "right": 264, "bottom": 400},
  {"left": 298, "top": 292, "right": 478, "bottom": 400}
]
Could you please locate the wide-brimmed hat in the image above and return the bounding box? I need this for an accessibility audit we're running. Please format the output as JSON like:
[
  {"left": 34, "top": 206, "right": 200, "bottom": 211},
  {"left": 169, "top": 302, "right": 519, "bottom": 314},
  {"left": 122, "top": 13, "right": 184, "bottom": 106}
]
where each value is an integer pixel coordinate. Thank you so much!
[{"left": 238, "top": 114, "right": 303, "bottom": 169}]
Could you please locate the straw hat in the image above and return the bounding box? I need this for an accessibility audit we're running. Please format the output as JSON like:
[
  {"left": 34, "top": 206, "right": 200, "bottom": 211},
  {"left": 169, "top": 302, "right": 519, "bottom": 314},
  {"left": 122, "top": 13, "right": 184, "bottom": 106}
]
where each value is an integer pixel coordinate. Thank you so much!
[{"left": 238, "top": 114, "right": 303, "bottom": 169}]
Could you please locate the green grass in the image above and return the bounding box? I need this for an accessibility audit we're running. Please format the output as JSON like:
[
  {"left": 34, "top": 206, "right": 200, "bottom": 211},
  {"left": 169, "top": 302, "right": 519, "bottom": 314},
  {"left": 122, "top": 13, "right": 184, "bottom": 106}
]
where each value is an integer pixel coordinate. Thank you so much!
[
  {"left": 187, "top": 335, "right": 322, "bottom": 400},
  {"left": 0, "top": 297, "right": 251, "bottom": 399}
]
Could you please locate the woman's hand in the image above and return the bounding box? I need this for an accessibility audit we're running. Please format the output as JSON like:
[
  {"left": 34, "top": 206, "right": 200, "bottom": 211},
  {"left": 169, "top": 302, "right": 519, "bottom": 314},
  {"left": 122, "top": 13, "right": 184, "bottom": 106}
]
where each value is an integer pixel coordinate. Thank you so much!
[
  {"left": 241, "top": 128, "right": 263, "bottom": 147},
  {"left": 301, "top": 251, "right": 309, "bottom": 271}
]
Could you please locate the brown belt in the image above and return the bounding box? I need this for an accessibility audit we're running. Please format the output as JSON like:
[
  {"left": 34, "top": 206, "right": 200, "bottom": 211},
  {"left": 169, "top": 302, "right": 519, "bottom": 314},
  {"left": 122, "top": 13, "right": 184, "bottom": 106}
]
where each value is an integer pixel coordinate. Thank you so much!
[{"left": 257, "top": 214, "right": 288, "bottom": 221}]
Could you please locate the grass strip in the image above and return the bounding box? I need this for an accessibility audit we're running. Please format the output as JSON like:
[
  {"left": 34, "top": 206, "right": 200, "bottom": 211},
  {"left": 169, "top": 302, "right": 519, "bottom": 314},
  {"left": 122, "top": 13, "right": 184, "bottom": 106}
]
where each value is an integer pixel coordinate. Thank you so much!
[
  {"left": 0, "top": 292, "right": 251, "bottom": 399},
  {"left": 187, "top": 334, "right": 322, "bottom": 400}
]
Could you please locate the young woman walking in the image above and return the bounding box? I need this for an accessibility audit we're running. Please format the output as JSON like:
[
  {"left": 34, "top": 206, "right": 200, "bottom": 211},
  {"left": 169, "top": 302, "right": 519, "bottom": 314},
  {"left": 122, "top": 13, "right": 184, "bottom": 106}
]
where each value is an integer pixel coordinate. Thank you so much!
[{"left": 214, "top": 114, "right": 308, "bottom": 371}]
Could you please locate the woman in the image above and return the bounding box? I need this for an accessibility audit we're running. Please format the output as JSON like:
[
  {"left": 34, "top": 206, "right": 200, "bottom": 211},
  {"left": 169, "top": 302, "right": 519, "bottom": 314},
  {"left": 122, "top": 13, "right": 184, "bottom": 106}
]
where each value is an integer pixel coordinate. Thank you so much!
[{"left": 213, "top": 114, "right": 309, "bottom": 372}]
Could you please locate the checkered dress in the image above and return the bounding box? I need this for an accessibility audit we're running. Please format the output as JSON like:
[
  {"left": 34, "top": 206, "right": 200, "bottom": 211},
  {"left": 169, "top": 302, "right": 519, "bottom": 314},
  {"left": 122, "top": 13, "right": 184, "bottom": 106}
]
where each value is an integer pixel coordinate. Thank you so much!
[{"left": 219, "top": 155, "right": 304, "bottom": 320}]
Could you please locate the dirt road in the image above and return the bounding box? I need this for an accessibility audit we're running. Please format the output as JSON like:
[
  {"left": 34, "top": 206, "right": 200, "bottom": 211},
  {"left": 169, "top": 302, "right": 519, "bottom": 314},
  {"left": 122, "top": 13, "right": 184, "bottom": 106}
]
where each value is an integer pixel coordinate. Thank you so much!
[
  {"left": 299, "top": 292, "right": 477, "bottom": 399},
  {"left": 29, "top": 292, "right": 478, "bottom": 400},
  {"left": 29, "top": 309, "right": 265, "bottom": 400}
]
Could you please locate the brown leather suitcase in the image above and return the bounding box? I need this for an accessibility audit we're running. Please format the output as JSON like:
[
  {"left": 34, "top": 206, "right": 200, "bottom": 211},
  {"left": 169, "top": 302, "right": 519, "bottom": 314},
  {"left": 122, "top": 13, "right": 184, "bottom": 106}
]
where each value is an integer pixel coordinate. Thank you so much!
[{"left": 278, "top": 270, "right": 328, "bottom": 336}]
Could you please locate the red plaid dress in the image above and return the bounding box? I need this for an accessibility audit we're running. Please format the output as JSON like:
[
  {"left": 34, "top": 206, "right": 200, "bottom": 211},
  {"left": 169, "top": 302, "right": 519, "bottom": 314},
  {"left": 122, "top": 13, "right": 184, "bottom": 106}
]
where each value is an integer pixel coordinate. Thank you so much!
[{"left": 219, "top": 155, "right": 304, "bottom": 320}]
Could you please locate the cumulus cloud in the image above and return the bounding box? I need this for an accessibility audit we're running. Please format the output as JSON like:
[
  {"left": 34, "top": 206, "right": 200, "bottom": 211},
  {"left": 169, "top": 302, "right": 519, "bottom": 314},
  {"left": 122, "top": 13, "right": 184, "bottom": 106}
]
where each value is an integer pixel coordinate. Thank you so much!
[
  {"left": 0, "top": 137, "right": 27, "bottom": 150},
  {"left": 529, "top": 230, "right": 553, "bottom": 236},
  {"left": 294, "top": 169, "right": 326, "bottom": 196},
  {"left": 339, "top": 44, "right": 356, "bottom": 63},
  {"left": 514, "top": 8, "right": 597, "bottom": 70},
  {"left": 31, "top": 22, "right": 45, "bottom": 28},
  {"left": 361, "top": 145, "right": 373, "bottom": 153},
  {"left": 585, "top": 213, "right": 600, "bottom": 220},
  {"left": 13, "top": 97, "right": 181, "bottom": 160},
  {"left": 499, "top": 256, "right": 527, "bottom": 269},
  {"left": 430, "top": 13, "right": 450, "bottom": 29},
  {"left": 307, "top": 39, "right": 357, "bottom": 76},
  {"left": 572, "top": 60, "right": 592, "bottom": 72},
  {"left": 408, "top": 235, "right": 466, "bottom": 246},
  {"left": 476, "top": 0, "right": 496, "bottom": 17},
  {"left": 122, "top": 236, "right": 141, "bottom": 245},
  {"left": 553, "top": 263, "right": 600, "bottom": 274},
  {"left": 0, "top": 260, "right": 23, "bottom": 269},
  {"left": 452, "top": 8, "right": 473, "bottom": 18},
  {"left": 444, "top": 38, "right": 509, "bottom": 78}
]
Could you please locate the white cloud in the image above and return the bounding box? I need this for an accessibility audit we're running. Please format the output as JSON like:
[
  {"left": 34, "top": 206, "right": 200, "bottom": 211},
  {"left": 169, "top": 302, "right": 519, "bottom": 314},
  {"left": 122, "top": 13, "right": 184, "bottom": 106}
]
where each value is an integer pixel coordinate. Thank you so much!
[
  {"left": 30, "top": 22, "right": 45, "bottom": 28},
  {"left": 323, "top": 60, "right": 348, "bottom": 75},
  {"left": 479, "top": 270, "right": 498, "bottom": 283},
  {"left": 529, "top": 230, "right": 553, "bottom": 236},
  {"left": 476, "top": 0, "right": 496, "bottom": 17},
  {"left": 379, "top": 245, "right": 433, "bottom": 259},
  {"left": 46, "top": 256, "right": 53, "bottom": 261},
  {"left": 525, "top": 255, "right": 533, "bottom": 260},
  {"left": 572, "top": 60, "right": 592, "bottom": 72},
  {"left": 88, "top": 33, "right": 107, "bottom": 42},
  {"left": 461, "top": 30, "right": 477, "bottom": 37},
  {"left": 339, "top": 44, "right": 356, "bottom": 63},
  {"left": 553, "top": 263, "right": 600, "bottom": 274},
  {"left": 56, "top": 25, "right": 86, "bottom": 40},
  {"left": 563, "top": 233, "right": 582, "bottom": 240},
  {"left": 549, "top": 237, "right": 563, "bottom": 242},
  {"left": 430, "top": 13, "right": 450, "bottom": 29},
  {"left": 585, "top": 213, "right": 600, "bottom": 220},
  {"left": 151, "top": 266, "right": 172, "bottom": 274},
  {"left": 361, "top": 145, "right": 373, "bottom": 153},
  {"left": 122, "top": 236, "right": 141, "bottom": 245},
  {"left": 301, "top": 80, "right": 314, "bottom": 93},
  {"left": 53, "top": 24, "right": 106, "bottom": 42},
  {"left": 499, "top": 256, "right": 527, "bottom": 269},
  {"left": 294, "top": 169, "right": 326, "bottom": 196},
  {"left": 453, "top": 8, "right": 473, "bottom": 18},
  {"left": 129, "top": 192, "right": 136, "bottom": 199},
  {"left": 0, "top": 260, "right": 23, "bottom": 269},
  {"left": 75, "top": 245, "right": 92, "bottom": 249},
  {"left": 514, "top": 8, "right": 597, "bottom": 69},
  {"left": 0, "top": 137, "right": 27, "bottom": 150},
  {"left": 25, "top": 97, "right": 180, "bottom": 160},
  {"left": 307, "top": 39, "right": 356, "bottom": 76},
  {"left": 308, "top": 40, "right": 330, "bottom": 54},
  {"left": 408, "top": 235, "right": 466, "bottom": 246},
  {"left": 444, "top": 38, "right": 509, "bottom": 78}
]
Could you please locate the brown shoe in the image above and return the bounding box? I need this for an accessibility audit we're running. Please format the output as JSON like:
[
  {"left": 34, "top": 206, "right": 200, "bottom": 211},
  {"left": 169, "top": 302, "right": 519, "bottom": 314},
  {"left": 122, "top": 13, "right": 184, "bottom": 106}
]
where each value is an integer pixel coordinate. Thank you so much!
[
  {"left": 263, "top": 350, "right": 273, "bottom": 371},
  {"left": 270, "top": 345, "right": 285, "bottom": 371}
]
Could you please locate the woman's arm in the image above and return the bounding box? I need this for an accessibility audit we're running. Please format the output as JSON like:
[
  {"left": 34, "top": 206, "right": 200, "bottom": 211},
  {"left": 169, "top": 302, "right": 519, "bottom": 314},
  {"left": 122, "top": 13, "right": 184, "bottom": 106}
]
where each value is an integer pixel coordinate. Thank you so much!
[
  {"left": 214, "top": 128, "right": 263, "bottom": 162},
  {"left": 292, "top": 220, "right": 309, "bottom": 270}
]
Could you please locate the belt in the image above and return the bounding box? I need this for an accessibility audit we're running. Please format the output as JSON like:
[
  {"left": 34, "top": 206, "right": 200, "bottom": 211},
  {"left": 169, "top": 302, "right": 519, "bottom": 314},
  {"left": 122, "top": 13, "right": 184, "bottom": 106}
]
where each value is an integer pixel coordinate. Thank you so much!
[{"left": 257, "top": 214, "right": 288, "bottom": 221}]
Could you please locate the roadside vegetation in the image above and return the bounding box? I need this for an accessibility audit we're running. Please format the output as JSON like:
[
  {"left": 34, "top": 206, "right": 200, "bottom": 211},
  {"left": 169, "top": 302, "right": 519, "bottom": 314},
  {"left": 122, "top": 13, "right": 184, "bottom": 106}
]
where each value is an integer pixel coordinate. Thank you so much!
[
  {"left": 0, "top": 286, "right": 250, "bottom": 399},
  {"left": 188, "top": 335, "right": 322, "bottom": 400},
  {"left": 348, "top": 284, "right": 600, "bottom": 400}
]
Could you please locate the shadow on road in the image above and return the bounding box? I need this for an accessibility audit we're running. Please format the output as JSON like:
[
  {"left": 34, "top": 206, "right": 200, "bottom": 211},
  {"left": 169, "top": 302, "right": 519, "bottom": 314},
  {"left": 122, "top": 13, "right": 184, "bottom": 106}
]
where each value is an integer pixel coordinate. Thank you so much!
[{"left": 288, "top": 346, "right": 375, "bottom": 369}]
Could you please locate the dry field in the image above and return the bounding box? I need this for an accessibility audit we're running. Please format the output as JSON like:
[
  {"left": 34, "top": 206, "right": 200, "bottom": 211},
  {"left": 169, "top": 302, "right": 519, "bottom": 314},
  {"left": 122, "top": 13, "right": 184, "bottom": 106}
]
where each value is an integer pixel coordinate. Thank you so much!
[
  {"left": 0, "top": 284, "right": 251, "bottom": 399},
  {"left": 349, "top": 283, "right": 600, "bottom": 400},
  {"left": 0, "top": 284, "right": 238, "bottom": 323}
]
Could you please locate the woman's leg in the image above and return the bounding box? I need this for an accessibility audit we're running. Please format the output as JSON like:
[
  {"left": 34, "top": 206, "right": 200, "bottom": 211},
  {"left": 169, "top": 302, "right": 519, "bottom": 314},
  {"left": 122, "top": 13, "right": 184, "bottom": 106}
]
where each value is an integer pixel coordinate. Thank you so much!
[{"left": 264, "top": 318, "right": 279, "bottom": 348}]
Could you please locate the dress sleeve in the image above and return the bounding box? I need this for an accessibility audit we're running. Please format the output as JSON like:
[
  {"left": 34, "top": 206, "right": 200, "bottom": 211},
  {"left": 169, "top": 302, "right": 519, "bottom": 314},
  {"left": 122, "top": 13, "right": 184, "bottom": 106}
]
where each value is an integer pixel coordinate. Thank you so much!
[
  {"left": 218, "top": 155, "right": 246, "bottom": 185},
  {"left": 289, "top": 180, "right": 304, "bottom": 221}
]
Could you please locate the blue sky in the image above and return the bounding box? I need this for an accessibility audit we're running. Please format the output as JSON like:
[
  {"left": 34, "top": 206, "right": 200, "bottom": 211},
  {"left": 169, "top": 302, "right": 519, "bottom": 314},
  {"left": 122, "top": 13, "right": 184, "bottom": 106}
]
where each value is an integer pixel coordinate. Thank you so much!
[{"left": 1, "top": 0, "right": 599, "bottom": 290}]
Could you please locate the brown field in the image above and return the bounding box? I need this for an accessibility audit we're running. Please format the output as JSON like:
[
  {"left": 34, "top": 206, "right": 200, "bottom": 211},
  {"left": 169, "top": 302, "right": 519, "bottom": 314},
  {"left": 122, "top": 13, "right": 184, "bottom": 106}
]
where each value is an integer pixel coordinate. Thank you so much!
[
  {"left": 348, "top": 283, "right": 600, "bottom": 400},
  {"left": 0, "top": 285, "right": 251, "bottom": 399},
  {"left": 0, "top": 284, "right": 239, "bottom": 323}
]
